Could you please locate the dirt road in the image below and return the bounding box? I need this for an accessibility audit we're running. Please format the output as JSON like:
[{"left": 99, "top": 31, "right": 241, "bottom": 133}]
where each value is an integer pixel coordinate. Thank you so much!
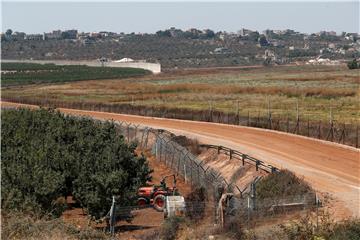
[{"left": 2, "top": 101, "right": 359, "bottom": 219}]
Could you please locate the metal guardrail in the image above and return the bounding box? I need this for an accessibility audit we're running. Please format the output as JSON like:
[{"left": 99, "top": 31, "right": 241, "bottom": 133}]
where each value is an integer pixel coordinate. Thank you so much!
[{"left": 199, "top": 144, "right": 279, "bottom": 174}]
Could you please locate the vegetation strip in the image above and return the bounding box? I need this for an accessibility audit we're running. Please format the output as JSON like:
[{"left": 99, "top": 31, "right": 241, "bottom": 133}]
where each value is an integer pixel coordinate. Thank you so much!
[{"left": 1, "top": 62, "right": 150, "bottom": 86}]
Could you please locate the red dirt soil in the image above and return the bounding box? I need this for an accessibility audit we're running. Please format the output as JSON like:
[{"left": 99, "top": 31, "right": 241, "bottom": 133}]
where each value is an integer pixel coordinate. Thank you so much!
[{"left": 2, "top": 101, "right": 359, "bottom": 220}]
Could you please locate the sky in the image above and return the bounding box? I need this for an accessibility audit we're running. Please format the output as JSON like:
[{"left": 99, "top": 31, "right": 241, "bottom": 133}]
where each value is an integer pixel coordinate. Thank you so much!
[{"left": 1, "top": 1, "right": 359, "bottom": 34}]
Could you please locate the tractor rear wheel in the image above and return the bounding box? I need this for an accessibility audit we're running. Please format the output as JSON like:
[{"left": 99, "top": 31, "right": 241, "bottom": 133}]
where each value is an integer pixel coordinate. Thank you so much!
[{"left": 153, "top": 194, "right": 166, "bottom": 212}]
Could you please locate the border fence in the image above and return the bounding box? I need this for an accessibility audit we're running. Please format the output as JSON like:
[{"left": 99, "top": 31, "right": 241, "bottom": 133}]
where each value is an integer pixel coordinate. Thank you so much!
[
  {"left": 110, "top": 119, "right": 318, "bottom": 228},
  {"left": 1, "top": 106, "right": 322, "bottom": 236},
  {"left": 2, "top": 97, "right": 358, "bottom": 148}
]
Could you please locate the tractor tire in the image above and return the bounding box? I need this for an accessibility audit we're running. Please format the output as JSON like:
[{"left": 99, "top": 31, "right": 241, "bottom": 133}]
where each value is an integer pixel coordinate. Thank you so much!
[
  {"left": 153, "top": 194, "right": 166, "bottom": 212},
  {"left": 137, "top": 197, "right": 148, "bottom": 207}
]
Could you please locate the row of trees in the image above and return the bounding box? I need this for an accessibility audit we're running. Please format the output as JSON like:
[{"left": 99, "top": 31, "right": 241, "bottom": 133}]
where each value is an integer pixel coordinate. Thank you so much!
[{"left": 1, "top": 108, "right": 152, "bottom": 219}]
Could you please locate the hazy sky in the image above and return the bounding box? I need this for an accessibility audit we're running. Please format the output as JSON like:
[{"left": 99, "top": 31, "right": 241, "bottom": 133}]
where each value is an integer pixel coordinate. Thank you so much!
[{"left": 1, "top": 1, "right": 359, "bottom": 34}]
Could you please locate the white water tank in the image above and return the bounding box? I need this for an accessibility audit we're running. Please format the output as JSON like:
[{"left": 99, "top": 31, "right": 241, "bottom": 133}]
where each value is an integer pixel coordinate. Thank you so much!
[{"left": 164, "top": 196, "right": 186, "bottom": 218}]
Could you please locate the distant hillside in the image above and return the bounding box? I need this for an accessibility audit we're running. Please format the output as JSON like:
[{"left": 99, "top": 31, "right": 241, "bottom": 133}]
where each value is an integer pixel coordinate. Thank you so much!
[{"left": 2, "top": 33, "right": 358, "bottom": 69}]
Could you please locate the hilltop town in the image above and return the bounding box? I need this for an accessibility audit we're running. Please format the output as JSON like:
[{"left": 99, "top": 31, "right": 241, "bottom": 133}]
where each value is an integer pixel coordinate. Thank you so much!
[{"left": 2, "top": 27, "right": 359, "bottom": 68}]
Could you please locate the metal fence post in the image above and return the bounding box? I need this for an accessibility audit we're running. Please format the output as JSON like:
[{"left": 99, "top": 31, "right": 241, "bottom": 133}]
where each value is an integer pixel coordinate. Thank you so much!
[
  {"left": 255, "top": 160, "right": 260, "bottom": 171},
  {"left": 109, "top": 196, "right": 116, "bottom": 235},
  {"left": 242, "top": 154, "right": 246, "bottom": 166}
]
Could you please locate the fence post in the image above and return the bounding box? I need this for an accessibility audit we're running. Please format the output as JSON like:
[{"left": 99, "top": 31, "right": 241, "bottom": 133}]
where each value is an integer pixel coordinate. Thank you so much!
[
  {"left": 189, "top": 156, "right": 193, "bottom": 185},
  {"left": 197, "top": 162, "right": 200, "bottom": 186},
  {"left": 134, "top": 124, "right": 139, "bottom": 141},
  {"left": 229, "top": 149, "right": 233, "bottom": 159},
  {"left": 109, "top": 196, "right": 116, "bottom": 235},
  {"left": 140, "top": 128, "right": 147, "bottom": 148},
  {"left": 177, "top": 149, "right": 182, "bottom": 174},
  {"left": 307, "top": 118, "right": 310, "bottom": 137},
  {"left": 356, "top": 125, "right": 359, "bottom": 148},
  {"left": 236, "top": 100, "right": 240, "bottom": 125},
  {"left": 126, "top": 124, "right": 130, "bottom": 143},
  {"left": 255, "top": 160, "right": 260, "bottom": 171},
  {"left": 182, "top": 152, "right": 189, "bottom": 178},
  {"left": 209, "top": 100, "right": 213, "bottom": 122},
  {"left": 267, "top": 97, "right": 272, "bottom": 129},
  {"left": 217, "top": 146, "right": 222, "bottom": 155},
  {"left": 184, "top": 164, "right": 187, "bottom": 183},
  {"left": 159, "top": 138, "right": 162, "bottom": 162},
  {"left": 338, "top": 123, "right": 346, "bottom": 144},
  {"left": 242, "top": 154, "right": 246, "bottom": 166},
  {"left": 286, "top": 115, "right": 290, "bottom": 132},
  {"left": 247, "top": 196, "right": 250, "bottom": 229},
  {"left": 294, "top": 99, "right": 300, "bottom": 134},
  {"left": 144, "top": 130, "right": 150, "bottom": 148},
  {"left": 170, "top": 143, "right": 176, "bottom": 170}
]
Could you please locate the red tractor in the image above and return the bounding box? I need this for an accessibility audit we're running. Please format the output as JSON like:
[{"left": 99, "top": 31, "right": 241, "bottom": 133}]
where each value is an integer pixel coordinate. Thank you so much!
[{"left": 137, "top": 174, "right": 179, "bottom": 211}]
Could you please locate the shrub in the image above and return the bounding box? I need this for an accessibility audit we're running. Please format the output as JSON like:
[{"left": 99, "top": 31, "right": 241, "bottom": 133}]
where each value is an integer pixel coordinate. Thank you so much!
[
  {"left": 1, "top": 108, "right": 152, "bottom": 219},
  {"left": 347, "top": 59, "right": 359, "bottom": 70},
  {"left": 277, "top": 213, "right": 360, "bottom": 240},
  {"left": 160, "top": 216, "right": 184, "bottom": 240},
  {"left": 171, "top": 135, "right": 201, "bottom": 155},
  {"left": 256, "top": 170, "right": 313, "bottom": 200},
  {"left": 331, "top": 219, "right": 360, "bottom": 240},
  {"left": 185, "top": 187, "right": 207, "bottom": 221},
  {"left": 1, "top": 211, "right": 109, "bottom": 240}
]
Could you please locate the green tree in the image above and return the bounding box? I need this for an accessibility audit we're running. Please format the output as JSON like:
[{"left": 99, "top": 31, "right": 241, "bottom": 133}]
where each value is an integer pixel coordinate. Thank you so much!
[
  {"left": 347, "top": 59, "right": 359, "bottom": 70},
  {"left": 1, "top": 108, "right": 152, "bottom": 219},
  {"left": 259, "top": 35, "right": 269, "bottom": 46},
  {"left": 5, "top": 29, "right": 12, "bottom": 36}
]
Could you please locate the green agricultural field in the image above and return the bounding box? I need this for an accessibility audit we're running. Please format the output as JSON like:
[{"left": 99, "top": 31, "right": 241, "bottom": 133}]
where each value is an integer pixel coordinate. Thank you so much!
[
  {"left": 1, "top": 62, "right": 150, "bottom": 86},
  {"left": 3, "top": 64, "right": 359, "bottom": 125}
]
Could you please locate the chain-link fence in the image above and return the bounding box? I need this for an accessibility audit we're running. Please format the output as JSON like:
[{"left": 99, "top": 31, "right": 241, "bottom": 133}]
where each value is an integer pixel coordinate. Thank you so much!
[{"left": 110, "top": 120, "right": 318, "bottom": 227}]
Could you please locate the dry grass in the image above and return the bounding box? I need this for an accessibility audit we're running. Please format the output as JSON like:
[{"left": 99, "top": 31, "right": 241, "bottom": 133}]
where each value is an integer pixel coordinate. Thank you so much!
[{"left": 2, "top": 65, "right": 359, "bottom": 124}]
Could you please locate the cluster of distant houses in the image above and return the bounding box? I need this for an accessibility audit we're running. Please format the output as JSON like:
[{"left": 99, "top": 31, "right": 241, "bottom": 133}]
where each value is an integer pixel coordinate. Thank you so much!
[
  {"left": 1, "top": 29, "right": 78, "bottom": 41},
  {"left": 3, "top": 27, "right": 358, "bottom": 43},
  {"left": 0, "top": 29, "right": 125, "bottom": 44}
]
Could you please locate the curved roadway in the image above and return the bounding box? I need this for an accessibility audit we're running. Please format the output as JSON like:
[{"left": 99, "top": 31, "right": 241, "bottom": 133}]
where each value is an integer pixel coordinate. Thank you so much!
[{"left": 2, "top": 101, "right": 359, "bottom": 218}]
